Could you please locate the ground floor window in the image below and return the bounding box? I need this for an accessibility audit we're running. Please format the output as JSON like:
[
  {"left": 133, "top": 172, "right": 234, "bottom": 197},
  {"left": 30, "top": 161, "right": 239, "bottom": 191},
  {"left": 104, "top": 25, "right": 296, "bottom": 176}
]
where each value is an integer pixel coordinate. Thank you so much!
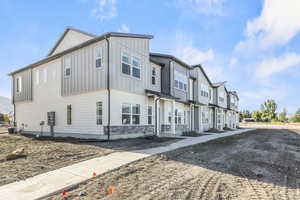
[
  {"left": 67, "top": 105, "right": 72, "bottom": 125},
  {"left": 96, "top": 102, "right": 103, "bottom": 125},
  {"left": 122, "top": 103, "right": 141, "bottom": 125},
  {"left": 175, "top": 109, "right": 182, "bottom": 124},
  {"left": 168, "top": 112, "right": 172, "bottom": 124},
  {"left": 148, "top": 106, "right": 153, "bottom": 125}
]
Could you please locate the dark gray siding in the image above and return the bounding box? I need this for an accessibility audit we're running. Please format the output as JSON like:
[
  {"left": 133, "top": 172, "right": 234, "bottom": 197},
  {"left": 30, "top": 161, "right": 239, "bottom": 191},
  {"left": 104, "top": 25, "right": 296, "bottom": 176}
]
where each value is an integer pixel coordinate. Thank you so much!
[
  {"left": 150, "top": 56, "right": 170, "bottom": 95},
  {"left": 13, "top": 70, "right": 32, "bottom": 102}
]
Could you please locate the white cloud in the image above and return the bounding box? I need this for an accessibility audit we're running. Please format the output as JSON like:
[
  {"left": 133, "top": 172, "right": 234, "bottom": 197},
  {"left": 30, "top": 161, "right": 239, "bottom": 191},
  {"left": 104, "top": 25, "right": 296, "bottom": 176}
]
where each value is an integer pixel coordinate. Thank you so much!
[
  {"left": 175, "top": 0, "right": 227, "bottom": 16},
  {"left": 236, "top": 0, "right": 300, "bottom": 51},
  {"left": 91, "top": 0, "right": 117, "bottom": 21},
  {"left": 176, "top": 47, "right": 215, "bottom": 65},
  {"left": 118, "top": 24, "right": 130, "bottom": 33},
  {"left": 229, "top": 56, "right": 238, "bottom": 66},
  {"left": 256, "top": 52, "right": 300, "bottom": 79}
]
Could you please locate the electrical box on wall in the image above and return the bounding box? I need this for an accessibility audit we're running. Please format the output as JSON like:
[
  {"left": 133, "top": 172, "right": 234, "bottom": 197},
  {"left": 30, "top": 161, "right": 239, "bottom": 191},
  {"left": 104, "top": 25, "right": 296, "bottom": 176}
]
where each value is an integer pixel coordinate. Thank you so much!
[{"left": 47, "top": 112, "right": 55, "bottom": 126}]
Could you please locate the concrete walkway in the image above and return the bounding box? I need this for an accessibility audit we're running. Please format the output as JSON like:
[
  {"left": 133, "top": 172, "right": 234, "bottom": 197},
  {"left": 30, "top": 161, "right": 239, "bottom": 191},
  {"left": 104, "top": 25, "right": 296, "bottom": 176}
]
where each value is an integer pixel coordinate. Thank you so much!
[{"left": 0, "top": 129, "right": 253, "bottom": 200}]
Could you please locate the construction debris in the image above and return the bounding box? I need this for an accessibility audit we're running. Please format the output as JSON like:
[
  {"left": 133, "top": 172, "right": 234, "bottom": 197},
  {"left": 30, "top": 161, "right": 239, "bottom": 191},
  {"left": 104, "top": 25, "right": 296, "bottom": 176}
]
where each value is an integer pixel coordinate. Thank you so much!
[{"left": 6, "top": 148, "right": 27, "bottom": 161}]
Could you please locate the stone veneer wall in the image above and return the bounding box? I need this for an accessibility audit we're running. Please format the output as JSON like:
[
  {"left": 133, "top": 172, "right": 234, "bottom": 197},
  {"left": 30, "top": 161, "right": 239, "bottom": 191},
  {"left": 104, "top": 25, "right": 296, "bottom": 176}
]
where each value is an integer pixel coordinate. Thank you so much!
[{"left": 104, "top": 125, "right": 155, "bottom": 135}]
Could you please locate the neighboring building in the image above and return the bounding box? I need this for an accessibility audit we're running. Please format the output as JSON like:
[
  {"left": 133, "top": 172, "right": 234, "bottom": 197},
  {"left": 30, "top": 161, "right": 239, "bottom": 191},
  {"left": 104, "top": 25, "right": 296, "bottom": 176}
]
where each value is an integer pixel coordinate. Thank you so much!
[
  {"left": 227, "top": 91, "right": 239, "bottom": 129},
  {"left": 9, "top": 27, "right": 239, "bottom": 139}
]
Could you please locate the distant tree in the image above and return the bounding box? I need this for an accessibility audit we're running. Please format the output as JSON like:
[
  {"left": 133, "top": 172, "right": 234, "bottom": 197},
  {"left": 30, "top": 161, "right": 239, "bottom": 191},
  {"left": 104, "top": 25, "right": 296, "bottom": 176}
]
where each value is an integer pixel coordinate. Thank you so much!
[
  {"left": 278, "top": 108, "right": 287, "bottom": 122},
  {"left": 0, "top": 113, "right": 4, "bottom": 122},
  {"left": 240, "top": 110, "right": 252, "bottom": 121},
  {"left": 289, "top": 109, "right": 300, "bottom": 123},
  {"left": 261, "top": 99, "right": 277, "bottom": 121},
  {"left": 252, "top": 110, "right": 262, "bottom": 122},
  {"left": 3, "top": 114, "right": 10, "bottom": 123}
]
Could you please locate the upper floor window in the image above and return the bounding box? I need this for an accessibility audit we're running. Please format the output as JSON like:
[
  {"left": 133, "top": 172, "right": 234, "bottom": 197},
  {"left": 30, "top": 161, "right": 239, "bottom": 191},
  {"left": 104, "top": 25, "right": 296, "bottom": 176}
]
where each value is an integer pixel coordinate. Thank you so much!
[
  {"left": 132, "top": 57, "right": 141, "bottom": 78},
  {"left": 219, "top": 91, "right": 225, "bottom": 103},
  {"left": 174, "top": 70, "right": 187, "bottom": 92},
  {"left": 65, "top": 57, "right": 71, "bottom": 77},
  {"left": 122, "top": 103, "right": 141, "bottom": 125},
  {"left": 209, "top": 89, "right": 212, "bottom": 100},
  {"left": 200, "top": 84, "right": 209, "bottom": 98},
  {"left": 122, "top": 53, "right": 131, "bottom": 75},
  {"left": 152, "top": 67, "right": 156, "bottom": 85},
  {"left": 16, "top": 76, "right": 22, "bottom": 93},
  {"left": 95, "top": 47, "right": 102, "bottom": 68}
]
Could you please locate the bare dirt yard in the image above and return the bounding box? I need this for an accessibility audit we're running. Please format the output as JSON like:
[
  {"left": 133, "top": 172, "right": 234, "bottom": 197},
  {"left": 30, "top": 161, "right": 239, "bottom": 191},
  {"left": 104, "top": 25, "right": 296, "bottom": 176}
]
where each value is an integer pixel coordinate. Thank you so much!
[
  {"left": 0, "top": 134, "right": 179, "bottom": 186},
  {"left": 48, "top": 129, "right": 300, "bottom": 200}
]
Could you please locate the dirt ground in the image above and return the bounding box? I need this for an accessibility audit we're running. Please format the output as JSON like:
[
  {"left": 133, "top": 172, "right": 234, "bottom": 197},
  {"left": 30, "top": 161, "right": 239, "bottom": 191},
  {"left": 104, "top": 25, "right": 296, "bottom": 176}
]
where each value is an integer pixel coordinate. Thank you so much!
[
  {"left": 0, "top": 134, "right": 179, "bottom": 186},
  {"left": 48, "top": 129, "right": 300, "bottom": 200}
]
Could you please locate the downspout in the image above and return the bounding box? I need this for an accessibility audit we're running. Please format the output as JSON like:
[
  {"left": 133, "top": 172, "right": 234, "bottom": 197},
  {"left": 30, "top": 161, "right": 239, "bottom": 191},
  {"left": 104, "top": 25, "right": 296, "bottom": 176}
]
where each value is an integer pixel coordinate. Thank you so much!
[{"left": 105, "top": 36, "right": 111, "bottom": 141}]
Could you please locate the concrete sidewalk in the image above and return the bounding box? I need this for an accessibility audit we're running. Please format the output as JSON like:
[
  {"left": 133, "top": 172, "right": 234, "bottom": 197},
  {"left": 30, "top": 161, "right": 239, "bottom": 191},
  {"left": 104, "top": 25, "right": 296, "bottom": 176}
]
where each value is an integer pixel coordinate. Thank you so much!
[{"left": 0, "top": 129, "right": 253, "bottom": 200}]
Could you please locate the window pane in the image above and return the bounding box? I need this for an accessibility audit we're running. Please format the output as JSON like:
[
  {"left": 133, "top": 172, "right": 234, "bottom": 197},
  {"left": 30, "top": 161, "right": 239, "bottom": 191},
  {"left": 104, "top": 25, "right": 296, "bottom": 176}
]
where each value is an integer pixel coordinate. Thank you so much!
[
  {"left": 179, "top": 82, "right": 183, "bottom": 89},
  {"left": 67, "top": 105, "right": 72, "bottom": 125},
  {"left": 152, "top": 68, "right": 156, "bottom": 76},
  {"left": 65, "top": 68, "right": 71, "bottom": 76},
  {"left": 132, "top": 115, "right": 140, "bottom": 124},
  {"left": 122, "top": 63, "right": 131, "bottom": 75},
  {"left": 132, "top": 58, "right": 140, "bottom": 68},
  {"left": 96, "top": 58, "right": 102, "bottom": 68},
  {"left": 122, "top": 104, "right": 131, "bottom": 114},
  {"left": 122, "top": 55, "right": 130, "bottom": 64},
  {"left": 184, "top": 84, "right": 187, "bottom": 91},
  {"left": 152, "top": 76, "right": 155, "bottom": 85},
  {"left": 96, "top": 102, "right": 103, "bottom": 125},
  {"left": 148, "top": 116, "right": 152, "bottom": 125},
  {"left": 122, "top": 114, "right": 131, "bottom": 124},
  {"left": 174, "top": 80, "right": 179, "bottom": 88},
  {"left": 132, "top": 104, "right": 140, "bottom": 114},
  {"left": 148, "top": 106, "right": 152, "bottom": 115},
  {"left": 132, "top": 67, "right": 140, "bottom": 78}
]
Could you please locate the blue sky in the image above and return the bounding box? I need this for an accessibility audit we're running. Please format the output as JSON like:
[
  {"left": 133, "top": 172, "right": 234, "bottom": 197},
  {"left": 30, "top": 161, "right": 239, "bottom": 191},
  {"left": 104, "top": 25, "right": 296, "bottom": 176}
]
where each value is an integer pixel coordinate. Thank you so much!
[{"left": 1, "top": 0, "right": 300, "bottom": 115}]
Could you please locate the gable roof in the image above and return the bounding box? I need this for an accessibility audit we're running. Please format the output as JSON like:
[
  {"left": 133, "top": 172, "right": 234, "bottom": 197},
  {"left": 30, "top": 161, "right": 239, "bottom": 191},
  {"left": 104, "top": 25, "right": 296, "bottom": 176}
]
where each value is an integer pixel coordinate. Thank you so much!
[
  {"left": 9, "top": 31, "right": 154, "bottom": 75},
  {"left": 47, "top": 27, "right": 97, "bottom": 56},
  {"left": 192, "top": 64, "right": 213, "bottom": 86},
  {"left": 212, "top": 81, "right": 226, "bottom": 88},
  {"left": 150, "top": 53, "right": 192, "bottom": 69}
]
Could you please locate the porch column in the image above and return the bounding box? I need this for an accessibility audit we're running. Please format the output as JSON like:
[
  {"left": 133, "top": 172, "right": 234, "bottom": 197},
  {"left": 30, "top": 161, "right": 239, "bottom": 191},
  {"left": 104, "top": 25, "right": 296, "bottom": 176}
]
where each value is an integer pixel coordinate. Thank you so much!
[
  {"left": 156, "top": 98, "right": 160, "bottom": 136},
  {"left": 171, "top": 100, "right": 176, "bottom": 135}
]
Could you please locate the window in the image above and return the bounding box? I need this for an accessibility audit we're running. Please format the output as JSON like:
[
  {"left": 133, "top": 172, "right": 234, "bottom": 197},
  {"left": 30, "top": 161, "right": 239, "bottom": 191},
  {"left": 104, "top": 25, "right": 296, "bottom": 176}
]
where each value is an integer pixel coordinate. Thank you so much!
[
  {"left": 219, "top": 91, "right": 225, "bottom": 103},
  {"left": 67, "top": 105, "right": 72, "bottom": 125},
  {"left": 175, "top": 109, "right": 182, "bottom": 124},
  {"left": 95, "top": 47, "right": 102, "bottom": 68},
  {"left": 43, "top": 68, "right": 47, "bottom": 83},
  {"left": 16, "top": 76, "right": 22, "bottom": 93},
  {"left": 122, "top": 53, "right": 131, "bottom": 75},
  {"left": 122, "top": 103, "right": 141, "bottom": 125},
  {"left": 132, "top": 104, "right": 140, "bottom": 124},
  {"left": 65, "top": 57, "right": 71, "bottom": 77},
  {"left": 209, "top": 89, "right": 212, "bottom": 100},
  {"left": 36, "top": 70, "right": 40, "bottom": 85},
  {"left": 168, "top": 112, "right": 172, "bottom": 124},
  {"left": 148, "top": 106, "right": 153, "bottom": 125},
  {"left": 132, "top": 57, "right": 141, "bottom": 78},
  {"left": 96, "top": 102, "right": 103, "bottom": 125},
  {"left": 152, "top": 68, "right": 156, "bottom": 85},
  {"left": 174, "top": 70, "right": 188, "bottom": 91},
  {"left": 201, "top": 84, "right": 209, "bottom": 97}
]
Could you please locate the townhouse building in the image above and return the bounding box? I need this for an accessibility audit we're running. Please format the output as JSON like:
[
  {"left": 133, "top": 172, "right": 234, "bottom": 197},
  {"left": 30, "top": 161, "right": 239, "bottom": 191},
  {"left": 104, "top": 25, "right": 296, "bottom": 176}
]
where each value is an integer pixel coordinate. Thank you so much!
[{"left": 9, "top": 27, "right": 239, "bottom": 140}]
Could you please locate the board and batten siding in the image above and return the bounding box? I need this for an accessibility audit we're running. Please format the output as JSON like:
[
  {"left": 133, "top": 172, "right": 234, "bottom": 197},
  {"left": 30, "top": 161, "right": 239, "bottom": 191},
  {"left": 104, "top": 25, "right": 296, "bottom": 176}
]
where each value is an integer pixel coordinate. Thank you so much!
[
  {"left": 149, "top": 62, "right": 161, "bottom": 92},
  {"left": 61, "top": 40, "right": 107, "bottom": 96},
  {"left": 109, "top": 37, "right": 151, "bottom": 95},
  {"left": 13, "top": 69, "right": 33, "bottom": 102},
  {"left": 172, "top": 61, "right": 189, "bottom": 102}
]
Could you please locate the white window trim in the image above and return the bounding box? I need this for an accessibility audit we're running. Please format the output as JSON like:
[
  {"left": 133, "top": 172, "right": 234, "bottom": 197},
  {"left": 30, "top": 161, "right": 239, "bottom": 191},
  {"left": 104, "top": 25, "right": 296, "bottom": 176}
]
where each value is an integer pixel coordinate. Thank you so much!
[
  {"left": 64, "top": 57, "right": 71, "bottom": 77},
  {"left": 96, "top": 102, "right": 103, "bottom": 125},
  {"left": 148, "top": 105, "right": 153, "bottom": 125},
  {"left": 95, "top": 46, "right": 103, "bottom": 69},
  {"left": 16, "top": 76, "right": 22, "bottom": 93},
  {"left": 174, "top": 70, "right": 188, "bottom": 92},
  {"left": 121, "top": 52, "right": 142, "bottom": 80},
  {"left": 121, "top": 103, "right": 141, "bottom": 125},
  {"left": 151, "top": 67, "right": 156, "bottom": 85}
]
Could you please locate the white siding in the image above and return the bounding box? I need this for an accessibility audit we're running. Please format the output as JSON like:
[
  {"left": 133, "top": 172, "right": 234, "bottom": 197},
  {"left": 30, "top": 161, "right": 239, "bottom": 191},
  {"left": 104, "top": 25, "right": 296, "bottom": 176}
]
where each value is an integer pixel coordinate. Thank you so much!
[
  {"left": 52, "top": 30, "right": 94, "bottom": 55},
  {"left": 15, "top": 58, "right": 108, "bottom": 135}
]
